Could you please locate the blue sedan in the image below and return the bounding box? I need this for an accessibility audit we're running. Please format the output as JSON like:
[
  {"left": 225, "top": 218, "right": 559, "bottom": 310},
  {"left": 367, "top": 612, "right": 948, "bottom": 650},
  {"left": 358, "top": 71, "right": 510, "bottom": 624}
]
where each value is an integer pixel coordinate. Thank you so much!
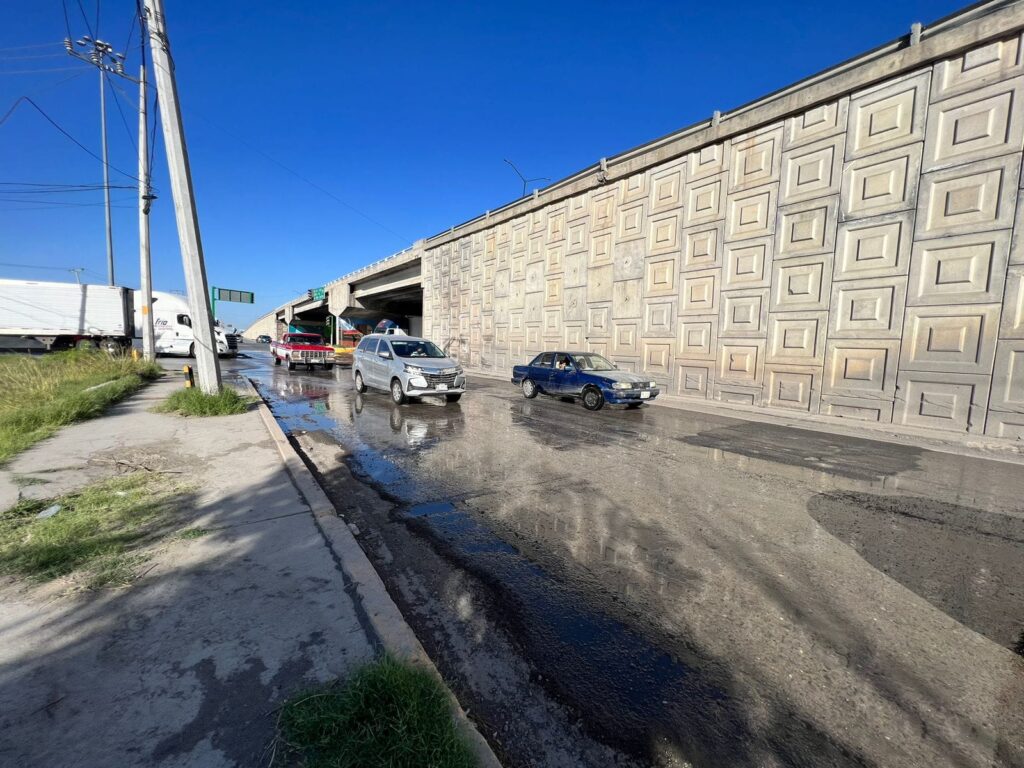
[{"left": 511, "top": 351, "right": 660, "bottom": 411}]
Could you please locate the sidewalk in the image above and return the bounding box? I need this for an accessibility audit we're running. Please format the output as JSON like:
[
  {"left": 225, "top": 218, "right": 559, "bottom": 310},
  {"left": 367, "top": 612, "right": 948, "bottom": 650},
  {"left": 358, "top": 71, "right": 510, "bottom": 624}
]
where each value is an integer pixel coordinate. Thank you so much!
[{"left": 0, "top": 376, "right": 451, "bottom": 767}]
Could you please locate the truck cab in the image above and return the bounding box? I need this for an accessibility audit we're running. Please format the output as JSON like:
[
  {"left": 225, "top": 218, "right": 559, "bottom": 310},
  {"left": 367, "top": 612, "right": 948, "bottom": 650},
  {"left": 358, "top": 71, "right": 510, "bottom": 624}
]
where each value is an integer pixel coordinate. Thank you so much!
[{"left": 136, "top": 291, "right": 237, "bottom": 357}]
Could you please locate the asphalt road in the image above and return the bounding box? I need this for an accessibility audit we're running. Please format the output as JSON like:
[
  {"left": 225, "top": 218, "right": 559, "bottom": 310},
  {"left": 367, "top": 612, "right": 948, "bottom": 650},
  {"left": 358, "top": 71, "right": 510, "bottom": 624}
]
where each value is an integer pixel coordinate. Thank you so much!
[{"left": 228, "top": 346, "right": 1024, "bottom": 768}]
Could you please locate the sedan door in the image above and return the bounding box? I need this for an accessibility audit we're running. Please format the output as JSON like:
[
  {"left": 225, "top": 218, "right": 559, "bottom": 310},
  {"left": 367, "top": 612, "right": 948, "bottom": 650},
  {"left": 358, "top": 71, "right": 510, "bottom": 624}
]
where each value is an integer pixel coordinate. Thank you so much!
[
  {"left": 530, "top": 352, "right": 555, "bottom": 393},
  {"left": 548, "top": 354, "right": 581, "bottom": 395}
]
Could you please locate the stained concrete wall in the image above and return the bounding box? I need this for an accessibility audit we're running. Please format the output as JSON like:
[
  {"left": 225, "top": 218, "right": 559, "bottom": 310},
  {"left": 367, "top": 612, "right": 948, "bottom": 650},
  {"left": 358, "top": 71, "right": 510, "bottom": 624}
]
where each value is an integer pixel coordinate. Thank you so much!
[{"left": 420, "top": 7, "right": 1024, "bottom": 441}]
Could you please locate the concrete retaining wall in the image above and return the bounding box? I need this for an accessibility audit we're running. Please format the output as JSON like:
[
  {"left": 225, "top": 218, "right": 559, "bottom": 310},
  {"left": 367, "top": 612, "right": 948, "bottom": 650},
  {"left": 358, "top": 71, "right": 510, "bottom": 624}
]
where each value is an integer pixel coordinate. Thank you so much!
[{"left": 421, "top": 7, "right": 1024, "bottom": 440}]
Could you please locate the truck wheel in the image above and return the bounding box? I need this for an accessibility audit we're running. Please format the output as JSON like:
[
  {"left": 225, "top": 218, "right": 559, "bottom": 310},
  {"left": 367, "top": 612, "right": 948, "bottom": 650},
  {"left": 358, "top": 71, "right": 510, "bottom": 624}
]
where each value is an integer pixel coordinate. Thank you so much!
[
  {"left": 324, "top": 363, "right": 334, "bottom": 371},
  {"left": 390, "top": 378, "right": 406, "bottom": 405},
  {"left": 445, "top": 393, "right": 462, "bottom": 403},
  {"left": 76, "top": 338, "right": 97, "bottom": 350},
  {"left": 287, "top": 359, "right": 296, "bottom": 371},
  {"left": 354, "top": 370, "right": 366, "bottom": 393},
  {"left": 522, "top": 378, "right": 538, "bottom": 399},
  {"left": 582, "top": 386, "right": 605, "bottom": 412},
  {"left": 273, "top": 355, "right": 281, "bottom": 366},
  {"left": 100, "top": 338, "right": 122, "bottom": 355},
  {"left": 188, "top": 343, "right": 195, "bottom": 358}
]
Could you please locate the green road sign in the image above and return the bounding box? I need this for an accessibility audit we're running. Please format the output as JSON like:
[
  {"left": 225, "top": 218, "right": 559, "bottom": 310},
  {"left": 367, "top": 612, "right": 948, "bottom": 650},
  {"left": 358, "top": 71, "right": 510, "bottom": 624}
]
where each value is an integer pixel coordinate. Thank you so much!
[
  {"left": 307, "top": 287, "right": 325, "bottom": 301},
  {"left": 213, "top": 287, "right": 255, "bottom": 304}
]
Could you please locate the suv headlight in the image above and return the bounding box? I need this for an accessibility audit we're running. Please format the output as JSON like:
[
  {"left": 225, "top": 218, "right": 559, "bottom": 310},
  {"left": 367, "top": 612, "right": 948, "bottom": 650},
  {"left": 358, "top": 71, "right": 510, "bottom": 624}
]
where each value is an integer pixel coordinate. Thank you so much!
[
  {"left": 404, "top": 365, "right": 425, "bottom": 375},
  {"left": 611, "top": 381, "right": 631, "bottom": 390}
]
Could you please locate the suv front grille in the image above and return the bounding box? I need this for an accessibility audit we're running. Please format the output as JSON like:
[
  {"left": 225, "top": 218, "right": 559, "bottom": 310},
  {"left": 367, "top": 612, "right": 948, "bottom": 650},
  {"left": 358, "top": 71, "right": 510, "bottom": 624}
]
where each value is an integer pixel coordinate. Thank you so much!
[{"left": 425, "top": 372, "right": 457, "bottom": 386}]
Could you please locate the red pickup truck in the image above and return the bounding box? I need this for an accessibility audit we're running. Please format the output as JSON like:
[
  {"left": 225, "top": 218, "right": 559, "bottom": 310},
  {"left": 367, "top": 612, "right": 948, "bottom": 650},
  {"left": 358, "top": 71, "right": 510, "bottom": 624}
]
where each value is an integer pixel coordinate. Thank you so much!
[{"left": 270, "top": 333, "right": 335, "bottom": 371}]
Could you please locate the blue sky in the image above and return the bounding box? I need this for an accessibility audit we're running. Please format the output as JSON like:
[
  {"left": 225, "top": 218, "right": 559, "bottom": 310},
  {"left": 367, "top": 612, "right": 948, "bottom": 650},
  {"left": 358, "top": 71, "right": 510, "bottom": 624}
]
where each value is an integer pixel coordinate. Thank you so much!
[{"left": 1, "top": 0, "right": 965, "bottom": 330}]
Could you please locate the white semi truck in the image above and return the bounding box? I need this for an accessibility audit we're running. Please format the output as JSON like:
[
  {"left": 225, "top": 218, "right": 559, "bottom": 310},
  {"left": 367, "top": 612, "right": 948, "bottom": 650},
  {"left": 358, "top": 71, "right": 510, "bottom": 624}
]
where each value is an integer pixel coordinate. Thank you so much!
[{"left": 0, "top": 278, "right": 237, "bottom": 356}]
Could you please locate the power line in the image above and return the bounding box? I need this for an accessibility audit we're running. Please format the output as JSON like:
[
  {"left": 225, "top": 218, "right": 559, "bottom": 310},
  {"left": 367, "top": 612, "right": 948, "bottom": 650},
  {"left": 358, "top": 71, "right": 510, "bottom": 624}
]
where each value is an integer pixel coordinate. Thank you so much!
[
  {"left": 0, "top": 261, "right": 88, "bottom": 271},
  {"left": 106, "top": 72, "right": 136, "bottom": 153},
  {"left": 75, "top": 0, "right": 95, "bottom": 39},
  {"left": 0, "top": 52, "right": 66, "bottom": 61},
  {"left": 0, "top": 43, "right": 62, "bottom": 52},
  {"left": 189, "top": 107, "right": 413, "bottom": 247},
  {"left": 0, "top": 66, "right": 82, "bottom": 75},
  {"left": 0, "top": 183, "right": 136, "bottom": 193},
  {"left": 0, "top": 196, "right": 135, "bottom": 206},
  {"left": 123, "top": 7, "right": 138, "bottom": 59},
  {"left": 0, "top": 94, "right": 141, "bottom": 182}
]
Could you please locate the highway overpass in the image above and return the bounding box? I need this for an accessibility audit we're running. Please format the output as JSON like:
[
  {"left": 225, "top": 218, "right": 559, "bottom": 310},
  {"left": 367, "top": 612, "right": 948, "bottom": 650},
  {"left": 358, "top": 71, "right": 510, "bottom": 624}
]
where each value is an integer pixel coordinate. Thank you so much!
[{"left": 249, "top": 0, "right": 1024, "bottom": 444}]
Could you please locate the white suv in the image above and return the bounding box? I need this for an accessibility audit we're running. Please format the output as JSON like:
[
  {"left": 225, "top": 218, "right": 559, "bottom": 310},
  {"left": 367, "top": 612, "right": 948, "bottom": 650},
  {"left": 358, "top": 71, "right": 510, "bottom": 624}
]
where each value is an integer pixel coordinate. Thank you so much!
[{"left": 352, "top": 334, "right": 466, "bottom": 405}]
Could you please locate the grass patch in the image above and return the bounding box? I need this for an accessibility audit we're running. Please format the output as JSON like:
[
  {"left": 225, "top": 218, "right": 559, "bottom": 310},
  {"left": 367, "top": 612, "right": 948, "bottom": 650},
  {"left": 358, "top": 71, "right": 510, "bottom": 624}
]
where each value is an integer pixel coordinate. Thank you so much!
[
  {"left": 177, "top": 527, "right": 209, "bottom": 540},
  {"left": 276, "top": 656, "right": 476, "bottom": 768},
  {"left": 154, "top": 387, "right": 254, "bottom": 417},
  {"left": 10, "top": 475, "right": 48, "bottom": 487},
  {"left": 0, "top": 350, "right": 162, "bottom": 464},
  {"left": 0, "top": 474, "right": 181, "bottom": 588}
]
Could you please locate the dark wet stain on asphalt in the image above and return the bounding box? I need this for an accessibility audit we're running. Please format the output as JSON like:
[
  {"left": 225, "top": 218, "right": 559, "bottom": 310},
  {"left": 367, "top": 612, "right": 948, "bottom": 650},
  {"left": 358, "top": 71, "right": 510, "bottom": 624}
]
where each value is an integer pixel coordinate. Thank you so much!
[
  {"left": 809, "top": 491, "right": 1024, "bottom": 650},
  {"left": 402, "top": 500, "right": 741, "bottom": 763},
  {"left": 681, "top": 422, "right": 922, "bottom": 481}
]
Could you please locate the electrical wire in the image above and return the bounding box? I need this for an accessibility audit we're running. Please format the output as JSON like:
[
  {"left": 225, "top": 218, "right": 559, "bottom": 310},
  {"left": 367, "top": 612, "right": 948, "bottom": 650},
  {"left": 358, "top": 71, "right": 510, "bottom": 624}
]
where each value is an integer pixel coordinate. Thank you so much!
[
  {"left": 124, "top": 8, "right": 138, "bottom": 60},
  {"left": 0, "top": 183, "right": 136, "bottom": 193},
  {"left": 189, "top": 104, "right": 413, "bottom": 247},
  {"left": 0, "top": 262, "right": 87, "bottom": 271},
  {"left": 0, "top": 196, "right": 135, "bottom": 206},
  {"left": 0, "top": 66, "right": 81, "bottom": 75},
  {"left": 0, "top": 43, "right": 61, "bottom": 52},
  {"left": 0, "top": 95, "right": 141, "bottom": 182},
  {"left": 62, "top": 0, "right": 73, "bottom": 39},
  {"left": 106, "top": 72, "right": 136, "bottom": 153},
  {"left": 75, "top": 0, "right": 95, "bottom": 39},
  {"left": 0, "top": 52, "right": 66, "bottom": 61}
]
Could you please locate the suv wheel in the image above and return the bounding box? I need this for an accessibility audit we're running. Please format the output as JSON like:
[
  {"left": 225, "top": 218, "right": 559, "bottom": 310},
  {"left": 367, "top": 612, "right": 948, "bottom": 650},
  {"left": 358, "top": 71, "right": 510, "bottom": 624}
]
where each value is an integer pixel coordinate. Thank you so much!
[
  {"left": 390, "top": 378, "right": 407, "bottom": 405},
  {"left": 354, "top": 370, "right": 366, "bottom": 393}
]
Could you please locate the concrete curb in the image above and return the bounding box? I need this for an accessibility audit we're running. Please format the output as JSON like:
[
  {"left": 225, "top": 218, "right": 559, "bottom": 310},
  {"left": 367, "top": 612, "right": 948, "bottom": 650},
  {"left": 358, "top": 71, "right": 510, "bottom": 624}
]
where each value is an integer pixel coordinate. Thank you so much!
[{"left": 245, "top": 381, "right": 502, "bottom": 768}]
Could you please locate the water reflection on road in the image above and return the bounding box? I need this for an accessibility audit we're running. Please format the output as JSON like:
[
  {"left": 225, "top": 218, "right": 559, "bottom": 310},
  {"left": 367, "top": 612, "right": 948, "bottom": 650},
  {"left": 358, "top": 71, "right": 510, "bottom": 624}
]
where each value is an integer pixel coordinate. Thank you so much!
[{"left": 236, "top": 351, "right": 1024, "bottom": 768}]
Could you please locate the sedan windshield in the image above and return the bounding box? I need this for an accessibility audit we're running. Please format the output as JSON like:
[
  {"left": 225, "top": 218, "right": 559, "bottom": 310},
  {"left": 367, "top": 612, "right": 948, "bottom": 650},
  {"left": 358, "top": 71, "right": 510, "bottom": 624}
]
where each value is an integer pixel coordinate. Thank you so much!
[
  {"left": 573, "top": 354, "right": 616, "bottom": 371},
  {"left": 390, "top": 339, "right": 446, "bottom": 358}
]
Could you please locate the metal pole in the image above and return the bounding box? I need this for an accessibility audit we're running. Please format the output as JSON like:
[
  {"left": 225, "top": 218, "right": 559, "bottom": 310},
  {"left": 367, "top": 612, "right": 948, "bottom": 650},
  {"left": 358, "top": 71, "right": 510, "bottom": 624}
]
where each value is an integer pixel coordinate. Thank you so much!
[
  {"left": 100, "top": 68, "right": 114, "bottom": 285},
  {"left": 138, "top": 62, "right": 156, "bottom": 361},
  {"left": 144, "top": 0, "right": 221, "bottom": 393}
]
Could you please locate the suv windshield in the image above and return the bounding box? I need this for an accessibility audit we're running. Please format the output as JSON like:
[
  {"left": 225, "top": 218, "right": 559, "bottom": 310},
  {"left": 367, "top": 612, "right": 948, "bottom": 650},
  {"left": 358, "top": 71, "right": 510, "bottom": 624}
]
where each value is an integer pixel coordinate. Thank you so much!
[
  {"left": 288, "top": 335, "right": 323, "bottom": 346},
  {"left": 573, "top": 353, "right": 616, "bottom": 371},
  {"left": 390, "top": 339, "right": 445, "bottom": 359}
]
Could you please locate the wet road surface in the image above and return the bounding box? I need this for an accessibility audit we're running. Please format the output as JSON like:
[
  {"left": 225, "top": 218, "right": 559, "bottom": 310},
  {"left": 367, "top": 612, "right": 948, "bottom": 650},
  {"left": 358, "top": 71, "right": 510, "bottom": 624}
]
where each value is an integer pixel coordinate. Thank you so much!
[{"left": 229, "top": 348, "right": 1024, "bottom": 768}]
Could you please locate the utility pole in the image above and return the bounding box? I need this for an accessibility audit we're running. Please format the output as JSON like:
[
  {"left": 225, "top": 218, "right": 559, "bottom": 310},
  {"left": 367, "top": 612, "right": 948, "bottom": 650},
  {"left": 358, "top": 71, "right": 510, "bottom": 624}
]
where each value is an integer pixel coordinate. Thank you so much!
[
  {"left": 138, "top": 61, "right": 156, "bottom": 361},
  {"left": 143, "top": 0, "right": 221, "bottom": 393},
  {"left": 65, "top": 36, "right": 128, "bottom": 286}
]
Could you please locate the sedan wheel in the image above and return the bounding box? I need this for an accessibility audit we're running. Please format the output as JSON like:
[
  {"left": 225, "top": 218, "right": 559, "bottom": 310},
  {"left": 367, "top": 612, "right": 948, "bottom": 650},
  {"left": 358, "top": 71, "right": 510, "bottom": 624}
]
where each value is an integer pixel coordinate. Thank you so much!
[
  {"left": 582, "top": 387, "right": 604, "bottom": 411},
  {"left": 391, "top": 378, "right": 407, "bottom": 405},
  {"left": 522, "top": 379, "right": 538, "bottom": 399}
]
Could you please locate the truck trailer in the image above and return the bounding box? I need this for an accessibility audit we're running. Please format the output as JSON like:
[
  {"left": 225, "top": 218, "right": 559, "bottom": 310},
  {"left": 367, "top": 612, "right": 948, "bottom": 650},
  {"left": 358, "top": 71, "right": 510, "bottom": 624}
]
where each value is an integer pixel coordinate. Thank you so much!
[
  {"left": 0, "top": 279, "right": 238, "bottom": 356},
  {"left": 0, "top": 279, "right": 132, "bottom": 353}
]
